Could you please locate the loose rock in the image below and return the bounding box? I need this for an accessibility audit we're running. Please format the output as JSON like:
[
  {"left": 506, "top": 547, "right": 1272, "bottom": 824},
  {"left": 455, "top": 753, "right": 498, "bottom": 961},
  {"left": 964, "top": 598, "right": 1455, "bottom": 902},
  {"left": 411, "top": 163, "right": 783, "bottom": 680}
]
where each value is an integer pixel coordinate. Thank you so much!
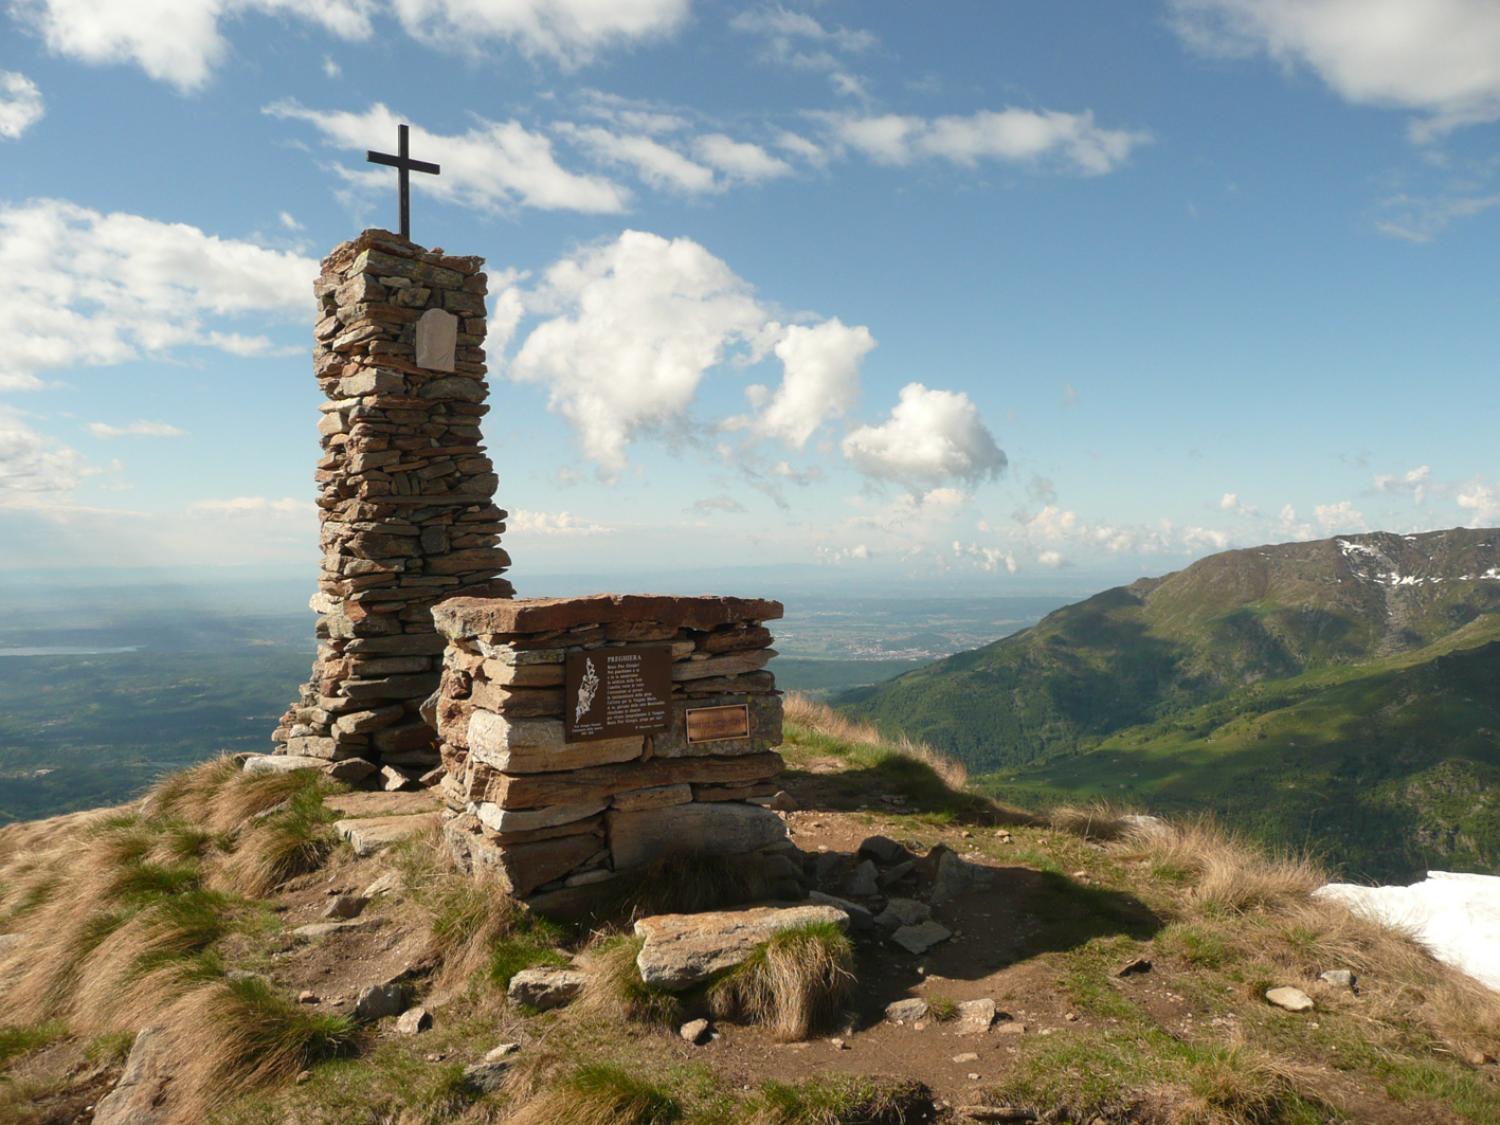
[
  {"left": 396, "top": 1006, "right": 431, "bottom": 1034},
  {"left": 1266, "top": 987, "right": 1315, "bottom": 1012},
  {"left": 680, "top": 1018, "right": 711, "bottom": 1044},
  {"left": 891, "top": 920, "right": 952, "bottom": 955},
  {"left": 507, "top": 967, "right": 586, "bottom": 1011},
  {"left": 885, "top": 998, "right": 930, "bottom": 1023}
]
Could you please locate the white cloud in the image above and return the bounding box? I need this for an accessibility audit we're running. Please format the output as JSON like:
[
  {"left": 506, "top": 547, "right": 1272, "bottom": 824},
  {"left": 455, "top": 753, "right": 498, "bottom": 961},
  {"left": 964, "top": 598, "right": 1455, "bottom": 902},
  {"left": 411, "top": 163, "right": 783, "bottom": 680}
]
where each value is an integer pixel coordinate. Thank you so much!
[
  {"left": 560, "top": 124, "right": 715, "bottom": 193},
  {"left": 1457, "top": 478, "right": 1500, "bottom": 527},
  {"left": 1315, "top": 499, "right": 1367, "bottom": 533},
  {"left": 277, "top": 210, "right": 303, "bottom": 231},
  {"left": 688, "top": 495, "right": 746, "bottom": 515},
  {"left": 1182, "top": 526, "right": 1231, "bottom": 552},
  {"left": 730, "top": 7, "right": 876, "bottom": 56},
  {"left": 825, "top": 107, "right": 1149, "bottom": 175},
  {"left": 816, "top": 542, "right": 872, "bottom": 564},
  {"left": 13, "top": 0, "right": 377, "bottom": 92},
  {"left": 1219, "top": 491, "right": 1259, "bottom": 516},
  {"left": 0, "top": 71, "right": 44, "bottom": 139},
  {"left": 1278, "top": 503, "right": 1314, "bottom": 541},
  {"left": 842, "top": 383, "right": 1006, "bottom": 490},
  {"left": 266, "top": 100, "right": 629, "bottom": 214},
  {"left": 953, "top": 540, "right": 1018, "bottom": 573},
  {"left": 0, "top": 408, "right": 89, "bottom": 496},
  {"left": 390, "top": 0, "right": 689, "bottom": 67},
  {"left": 1375, "top": 192, "right": 1500, "bottom": 243},
  {"left": 322, "top": 54, "right": 341, "bottom": 78},
  {"left": 746, "top": 319, "right": 874, "bottom": 448},
  {"left": 1374, "top": 464, "right": 1432, "bottom": 503},
  {"left": 509, "top": 231, "right": 771, "bottom": 471},
  {"left": 87, "top": 420, "right": 186, "bottom": 439},
  {"left": 13, "top": 0, "right": 685, "bottom": 89},
  {"left": 0, "top": 199, "right": 316, "bottom": 392},
  {"left": 1036, "top": 548, "right": 1065, "bottom": 568},
  {"left": 775, "top": 130, "right": 824, "bottom": 164},
  {"left": 508, "top": 509, "right": 612, "bottom": 535},
  {"left": 1171, "top": 0, "right": 1500, "bottom": 139},
  {"left": 694, "top": 134, "right": 793, "bottom": 183}
]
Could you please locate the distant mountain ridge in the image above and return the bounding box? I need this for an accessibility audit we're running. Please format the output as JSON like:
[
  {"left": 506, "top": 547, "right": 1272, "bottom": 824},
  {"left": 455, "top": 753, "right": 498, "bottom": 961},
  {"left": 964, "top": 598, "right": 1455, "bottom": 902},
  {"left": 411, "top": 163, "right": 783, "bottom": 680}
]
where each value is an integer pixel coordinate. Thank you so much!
[{"left": 841, "top": 527, "right": 1500, "bottom": 879}]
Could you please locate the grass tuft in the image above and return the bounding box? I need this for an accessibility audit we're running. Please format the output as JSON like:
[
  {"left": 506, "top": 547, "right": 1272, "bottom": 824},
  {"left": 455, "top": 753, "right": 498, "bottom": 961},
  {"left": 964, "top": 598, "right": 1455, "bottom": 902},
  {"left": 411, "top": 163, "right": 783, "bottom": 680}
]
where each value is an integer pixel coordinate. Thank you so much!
[
  {"left": 709, "top": 922, "right": 855, "bottom": 1042},
  {"left": 507, "top": 1062, "right": 682, "bottom": 1125},
  {"left": 747, "top": 1076, "right": 930, "bottom": 1125},
  {"left": 580, "top": 936, "right": 682, "bottom": 1026}
]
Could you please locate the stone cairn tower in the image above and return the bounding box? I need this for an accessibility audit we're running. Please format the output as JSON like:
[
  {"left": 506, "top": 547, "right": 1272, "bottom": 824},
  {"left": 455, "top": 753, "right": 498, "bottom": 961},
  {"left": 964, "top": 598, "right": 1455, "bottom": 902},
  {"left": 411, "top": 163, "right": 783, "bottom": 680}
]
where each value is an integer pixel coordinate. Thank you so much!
[{"left": 271, "top": 230, "right": 511, "bottom": 782}]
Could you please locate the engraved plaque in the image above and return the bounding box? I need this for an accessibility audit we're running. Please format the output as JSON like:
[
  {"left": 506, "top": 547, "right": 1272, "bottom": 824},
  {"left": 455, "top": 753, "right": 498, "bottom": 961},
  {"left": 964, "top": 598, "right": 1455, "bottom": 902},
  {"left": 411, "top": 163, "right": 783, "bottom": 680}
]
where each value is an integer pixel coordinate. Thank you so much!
[
  {"left": 685, "top": 703, "right": 751, "bottom": 744},
  {"left": 564, "top": 645, "right": 672, "bottom": 742}
]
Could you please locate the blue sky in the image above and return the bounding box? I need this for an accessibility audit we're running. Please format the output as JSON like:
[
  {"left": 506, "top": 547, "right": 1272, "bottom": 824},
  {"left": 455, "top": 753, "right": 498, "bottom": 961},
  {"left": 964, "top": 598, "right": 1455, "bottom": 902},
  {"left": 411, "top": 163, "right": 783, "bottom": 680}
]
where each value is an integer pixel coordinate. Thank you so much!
[{"left": 1, "top": 0, "right": 1497, "bottom": 594}]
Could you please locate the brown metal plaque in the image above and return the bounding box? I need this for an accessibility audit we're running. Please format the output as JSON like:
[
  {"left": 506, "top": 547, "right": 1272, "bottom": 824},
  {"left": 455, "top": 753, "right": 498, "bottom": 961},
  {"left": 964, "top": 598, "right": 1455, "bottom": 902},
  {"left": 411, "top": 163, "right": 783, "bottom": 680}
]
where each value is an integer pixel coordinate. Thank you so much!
[
  {"left": 685, "top": 703, "right": 751, "bottom": 745},
  {"left": 564, "top": 645, "right": 672, "bottom": 742}
]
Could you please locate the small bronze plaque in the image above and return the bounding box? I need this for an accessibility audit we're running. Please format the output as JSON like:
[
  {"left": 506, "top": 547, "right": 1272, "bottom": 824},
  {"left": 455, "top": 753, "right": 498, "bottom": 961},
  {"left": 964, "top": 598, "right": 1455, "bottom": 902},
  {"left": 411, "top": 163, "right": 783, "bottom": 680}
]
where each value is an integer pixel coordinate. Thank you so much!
[
  {"left": 564, "top": 645, "right": 672, "bottom": 742},
  {"left": 685, "top": 703, "right": 751, "bottom": 744}
]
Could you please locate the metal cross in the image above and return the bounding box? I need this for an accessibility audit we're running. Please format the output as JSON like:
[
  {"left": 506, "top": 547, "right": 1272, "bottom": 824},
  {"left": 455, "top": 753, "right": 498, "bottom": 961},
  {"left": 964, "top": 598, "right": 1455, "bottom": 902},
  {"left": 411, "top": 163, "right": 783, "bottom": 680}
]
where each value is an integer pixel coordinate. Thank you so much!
[{"left": 366, "top": 124, "right": 440, "bottom": 241}]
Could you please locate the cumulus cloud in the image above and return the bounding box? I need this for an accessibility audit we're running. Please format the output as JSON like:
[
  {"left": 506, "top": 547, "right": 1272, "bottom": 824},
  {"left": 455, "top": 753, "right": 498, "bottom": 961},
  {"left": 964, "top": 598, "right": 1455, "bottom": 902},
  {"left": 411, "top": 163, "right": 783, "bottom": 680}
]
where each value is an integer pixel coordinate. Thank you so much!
[
  {"left": 1036, "top": 548, "right": 1065, "bottom": 568},
  {"left": 953, "top": 540, "right": 1018, "bottom": 574},
  {"left": 13, "top": 0, "right": 686, "bottom": 89},
  {"left": 1374, "top": 464, "right": 1432, "bottom": 503},
  {"left": 87, "top": 420, "right": 186, "bottom": 439},
  {"left": 815, "top": 543, "right": 872, "bottom": 564},
  {"left": 1315, "top": 499, "right": 1367, "bottom": 533},
  {"left": 508, "top": 509, "right": 612, "bottom": 535},
  {"left": 823, "top": 107, "right": 1150, "bottom": 175},
  {"left": 745, "top": 319, "right": 874, "bottom": 448},
  {"left": 842, "top": 383, "right": 1006, "bottom": 491},
  {"left": 1457, "top": 478, "right": 1500, "bottom": 527},
  {"left": 1278, "top": 503, "right": 1314, "bottom": 541},
  {"left": 1219, "top": 491, "right": 1259, "bottom": 517},
  {"left": 688, "top": 495, "right": 746, "bottom": 515},
  {"left": 13, "top": 0, "right": 376, "bottom": 91},
  {"left": 266, "top": 100, "right": 629, "bottom": 214},
  {"left": 509, "top": 231, "right": 771, "bottom": 471},
  {"left": 1014, "top": 504, "right": 1235, "bottom": 559},
  {"left": 0, "top": 71, "right": 44, "bottom": 139},
  {"left": 0, "top": 408, "right": 88, "bottom": 496},
  {"left": 0, "top": 199, "right": 316, "bottom": 392},
  {"left": 1170, "top": 0, "right": 1500, "bottom": 139}
]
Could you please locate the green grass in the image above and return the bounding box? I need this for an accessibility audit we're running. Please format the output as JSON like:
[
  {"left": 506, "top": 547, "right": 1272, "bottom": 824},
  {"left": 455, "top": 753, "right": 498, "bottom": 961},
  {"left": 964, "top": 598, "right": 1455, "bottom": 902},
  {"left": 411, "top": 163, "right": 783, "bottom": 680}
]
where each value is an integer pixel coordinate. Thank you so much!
[
  {"left": 747, "top": 1076, "right": 928, "bottom": 1124},
  {"left": 0, "top": 1022, "right": 67, "bottom": 1070},
  {"left": 490, "top": 917, "right": 570, "bottom": 991}
]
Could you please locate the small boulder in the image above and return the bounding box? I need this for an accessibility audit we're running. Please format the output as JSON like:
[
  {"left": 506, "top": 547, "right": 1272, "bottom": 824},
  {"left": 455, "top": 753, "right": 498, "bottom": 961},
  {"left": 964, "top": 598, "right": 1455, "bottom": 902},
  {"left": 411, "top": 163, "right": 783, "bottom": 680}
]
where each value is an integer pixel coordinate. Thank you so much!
[
  {"left": 885, "top": 998, "right": 930, "bottom": 1023},
  {"left": 395, "top": 1006, "right": 431, "bottom": 1035},
  {"left": 858, "top": 835, "right": 909, "bottom": 865},
  {"left": 326, "top": 757, "right": 378, "bottom": 783},
  {"left": 875, "top": 897, "right": 931, "bottom": 931},
  {"left": 635, "top": 902, "right": 850, "bottom": 990},
  {"left": 462, "top": 1060, "right": 513, "bottom": 1094},
  {"left": 952, "top": 1052, "right": 979, "bottom": 1063},
  {"left": 954, "top": 998, "right": 997, "bottom": 1036},
  {"left": 484, "top": 1043, "right": 520, "bottom": 1064},
  {"left": 878, "top": 860, "right": 917, "bottom": 888},
  {"left": 891, "top": 920, "right": 952, "bottom": 955},
  {"left": 1319, "top": 969, "right": 1357, "bottom": 990},
  {"left": 507, "top": 967, "right": 586, "bottom": 1011},
  {"left": 845, "top": 859, "right": 880, "bottom": 897},
  {"left": 322, "top": 894, "right": 369, "bottom": 920},
  {"left": 679, "top": 1018, "right": 711, "bottom": 1045},
  {"left": 297, "top": 990, "right": 320, "bottom": 1005},
  {"left": 291, "top": 918, "right": 381, "bottom": 942},
  {"left": 809, "top": 890, "right": 875, "bottom": 933},
  {"left": 768, "top": 790, "right": 798, "bottom": 812},
  {"left": 1266, "top": 986, "right": 1315, "bottom": 1013},
  {"left": 362, "top": 871, "right": 400, "bottom": 898},
  {"left": 1116, "top": 957, "right": 1152, "bottom": 978},
  {"left": 93, "top": 1026, "right": 171, "bottom": 1125},
  {"left": 354, "top": 982, "right": 408, "bottom": 1022}
]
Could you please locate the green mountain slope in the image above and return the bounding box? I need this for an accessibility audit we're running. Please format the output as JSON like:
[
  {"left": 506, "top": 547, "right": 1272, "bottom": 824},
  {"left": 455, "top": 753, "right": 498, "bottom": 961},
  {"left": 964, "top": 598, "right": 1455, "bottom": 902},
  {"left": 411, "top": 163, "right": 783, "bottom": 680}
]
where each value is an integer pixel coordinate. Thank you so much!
[{"left": 841, "top": 527, "right": 1500, "bottom": 879}]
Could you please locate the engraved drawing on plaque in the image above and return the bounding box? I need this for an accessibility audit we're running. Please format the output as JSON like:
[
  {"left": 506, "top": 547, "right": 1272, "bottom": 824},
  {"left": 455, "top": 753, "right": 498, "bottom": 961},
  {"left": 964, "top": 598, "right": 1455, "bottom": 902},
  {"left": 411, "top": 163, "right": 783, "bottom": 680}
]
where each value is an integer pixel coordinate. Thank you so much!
[{"left": 564, "top": 645, "right": 672, "bottom": 742}]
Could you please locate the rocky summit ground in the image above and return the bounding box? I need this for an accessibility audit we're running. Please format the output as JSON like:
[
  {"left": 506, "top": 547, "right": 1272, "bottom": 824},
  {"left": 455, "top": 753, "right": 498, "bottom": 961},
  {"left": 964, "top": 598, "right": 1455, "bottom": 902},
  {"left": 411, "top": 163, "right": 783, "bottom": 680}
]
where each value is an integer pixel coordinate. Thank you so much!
[{"left": 3, "top": 700, "right": 1500, "bottom": 1124}]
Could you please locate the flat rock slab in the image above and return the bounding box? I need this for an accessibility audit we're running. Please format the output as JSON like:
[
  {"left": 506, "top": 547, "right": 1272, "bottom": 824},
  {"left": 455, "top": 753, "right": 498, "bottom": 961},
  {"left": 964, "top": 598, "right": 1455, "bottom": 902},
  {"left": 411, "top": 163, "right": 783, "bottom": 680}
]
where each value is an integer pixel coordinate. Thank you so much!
[
  {"left": 609, "top": 800, "right": 787, "bottom": 870},
  {"left": 325, "top": 791, "right": 440, "bottom": 818},
  {"left": 292, "top": 918, "right": 384, "bottom": 942},
  {"left": 507, "top": 967, "right": 587, "bottom": 1011},
  {"left": 242, "top": 754, "right": 328, "bottom": 774},
  {"left": 1266, "top": 986, "right": 1315, "bottom": 1012},
  {"left": 890, "top": 920, "right": 952, "bottom": 955},
  {"left": 634, "top": 902, "right": 848, "bottom": 990},
  {"left": 93, "top": 1025, "right": 171, "bottom": 1125},
  {"left": 335, "top": 813, "right": 441, "bottom": 857},
  {"left": 434, "top": 593, "right": 784, "bottom": 638}
]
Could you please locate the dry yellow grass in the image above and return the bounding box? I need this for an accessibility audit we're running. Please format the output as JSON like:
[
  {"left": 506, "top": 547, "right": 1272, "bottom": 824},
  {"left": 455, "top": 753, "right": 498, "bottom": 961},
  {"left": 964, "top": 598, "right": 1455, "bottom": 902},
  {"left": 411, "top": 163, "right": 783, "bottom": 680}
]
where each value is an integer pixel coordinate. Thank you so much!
[
  {"left": 783, "top": 692, "right": 968, "bottom": 789},
  {"left": 709, "top": 921, "right": 855, "bottom": 1041},
  {"left": 1048, "top": 802, "right": 1137, "bottom": 841},
  {"left": 504, "top": 1063, "right": 681, "bottom": 1125}
]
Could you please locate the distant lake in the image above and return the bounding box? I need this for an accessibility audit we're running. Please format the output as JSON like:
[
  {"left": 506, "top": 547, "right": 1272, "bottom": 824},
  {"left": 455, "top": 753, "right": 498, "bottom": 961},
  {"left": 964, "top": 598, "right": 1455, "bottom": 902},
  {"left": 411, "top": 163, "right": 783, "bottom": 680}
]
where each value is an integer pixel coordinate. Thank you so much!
[{"left": 0, "top": 646, "right": 143, "bottom": 657}]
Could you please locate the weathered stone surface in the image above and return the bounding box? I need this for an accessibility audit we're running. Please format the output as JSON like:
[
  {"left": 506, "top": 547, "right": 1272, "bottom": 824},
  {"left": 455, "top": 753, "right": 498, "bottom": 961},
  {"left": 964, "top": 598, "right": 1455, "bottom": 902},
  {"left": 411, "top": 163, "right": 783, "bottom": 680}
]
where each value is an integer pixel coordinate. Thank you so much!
[
  {"left": 885, "top": 998, "right": 929, "bottom": 1023},
  {"left": 875, "top": 898, "right": 930, "bottom": 930},
  {"left": 467, "top": 710, "right": 643, "bottom": 773},
  {"left": 93, "top": 1025, "right": 171, "bottom": 1125},
  {"left": 434, "top": 594, "right": 783, "bottom": 638},
  {"left": 1319, "top": 969, "right": 1357, "bottom": 990},
  {"left": 292, "top": 918, "right": 383, "bottom": 941},
  {"left": 890, "top": 920, "right": 952, "bottom": 955},
  {"left": 634, "top": 902, "right": 849, "bottom": 989},
  {"left": 473, "top": 800, "right": 606, "bottom": 834},
  {"left": 242, "top": 754, "right": 327, "bottom": 775},
  {"left": 611, "top": 784, "right": 693, "bottom": 811},
  {"left": 609, "top": 801, "right": 788, "bottom": 870},
  {"left": 482, "top": 752, "right": 783, "bottom": 810},
  {"left": 395, "top": 1006, "right": 431, "bottom": 1034},
  {"left": 1266, "top": 987, "right": 1315, "bottom": 1012},
  {"left": 334, "top": 812, "right": 441, "bottom": 856},
  {"left": 354, "top": 982, "right": 408, "bottom": 1021},
  {"left": 858, "top": 836, "right": 910, "bottom": 865},
  {"left": 322, "top": 894, "right": 369, "bottom": 920},
  {"left": 324, "top": 790, "right": 439, "bottom": 818},
  {"left": 507, "top": 967, "right": 586, "bottom": 1010},
  {"left": 680, "top": 1018, "right": 711, "bottom": 1044},
  {"left": 955, "top": 998, "right": 998, "bottom": 1035},
  {"left": 672, "top": 649, "right": 776, "bottom": 681},
  {"left": 845, "top": 860, "right": 880, "bottom": 897}
]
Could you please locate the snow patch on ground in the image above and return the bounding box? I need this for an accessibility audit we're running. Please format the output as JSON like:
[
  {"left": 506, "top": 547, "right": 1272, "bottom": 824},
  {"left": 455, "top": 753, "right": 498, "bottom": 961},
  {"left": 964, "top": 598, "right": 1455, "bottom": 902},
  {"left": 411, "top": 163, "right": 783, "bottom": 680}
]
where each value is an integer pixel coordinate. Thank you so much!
[{"left": 1317, "top": 872, "right": 1500, "bottom": 993}]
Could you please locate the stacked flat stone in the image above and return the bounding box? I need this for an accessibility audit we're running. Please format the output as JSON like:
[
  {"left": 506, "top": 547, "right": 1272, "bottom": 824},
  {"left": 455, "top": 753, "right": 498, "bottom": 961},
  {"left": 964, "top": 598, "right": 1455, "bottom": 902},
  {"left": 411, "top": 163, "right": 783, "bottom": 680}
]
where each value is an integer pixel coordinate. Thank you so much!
[
  {"left": 272, "top": 229, "right": 511, "bottom": 780},
  {"left": 431, "top": 595, "right": 790, "bottom": 906}
]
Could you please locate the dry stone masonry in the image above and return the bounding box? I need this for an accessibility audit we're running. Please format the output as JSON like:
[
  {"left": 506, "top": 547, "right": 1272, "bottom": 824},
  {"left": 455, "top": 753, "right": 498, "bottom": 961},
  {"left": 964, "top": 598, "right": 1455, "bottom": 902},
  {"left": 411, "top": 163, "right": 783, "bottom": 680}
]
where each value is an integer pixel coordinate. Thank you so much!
[
  {"left": 430, "top": 594, "right": 792, "bottom": 908},
  {"left": 272, "top": 230, "right": 510, "bottom": 779}
]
